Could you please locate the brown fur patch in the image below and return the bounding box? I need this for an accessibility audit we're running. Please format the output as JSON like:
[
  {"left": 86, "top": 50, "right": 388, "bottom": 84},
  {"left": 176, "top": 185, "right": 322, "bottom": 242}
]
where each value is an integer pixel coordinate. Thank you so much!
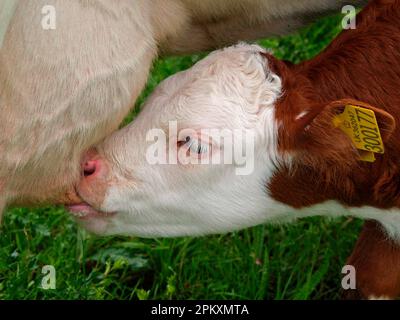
[{"left": 266, "top": 0, "right": 400, "bottom": 298}]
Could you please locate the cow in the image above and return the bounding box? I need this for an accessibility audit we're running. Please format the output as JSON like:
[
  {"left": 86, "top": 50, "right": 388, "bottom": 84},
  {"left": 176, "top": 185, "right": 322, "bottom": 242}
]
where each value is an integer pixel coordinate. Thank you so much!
[
  {"left": 70, "top": 0, "right": 400, "bottom": 299},
  {"left": 0, "top": 0, "right": 366, "bottom": 215}
]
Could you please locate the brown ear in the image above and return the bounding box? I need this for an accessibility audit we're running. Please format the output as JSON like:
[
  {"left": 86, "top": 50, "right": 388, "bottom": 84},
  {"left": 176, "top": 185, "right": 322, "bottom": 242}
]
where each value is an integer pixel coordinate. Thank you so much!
[
  {"left": 293, "top": 98, "right": 396, "bottom": 142},
  {"left": 325, "top": 99, "right": 395, "bottom": 143},
  {"left": 283, "top": 98, "right": 396, "bottom": 165}
]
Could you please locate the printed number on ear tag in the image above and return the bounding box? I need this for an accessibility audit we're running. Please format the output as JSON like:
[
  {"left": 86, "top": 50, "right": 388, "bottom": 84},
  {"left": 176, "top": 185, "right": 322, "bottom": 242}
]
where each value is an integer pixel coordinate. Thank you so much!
[{"left": 332, "top": 105, "right": 384, "bottom": 162}]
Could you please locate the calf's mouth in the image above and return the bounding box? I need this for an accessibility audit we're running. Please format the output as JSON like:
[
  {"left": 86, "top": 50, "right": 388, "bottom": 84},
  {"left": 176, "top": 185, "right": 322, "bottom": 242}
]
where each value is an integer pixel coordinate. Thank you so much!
[{"left": 67, "top": 202, "right": 116, "bottom": 220}]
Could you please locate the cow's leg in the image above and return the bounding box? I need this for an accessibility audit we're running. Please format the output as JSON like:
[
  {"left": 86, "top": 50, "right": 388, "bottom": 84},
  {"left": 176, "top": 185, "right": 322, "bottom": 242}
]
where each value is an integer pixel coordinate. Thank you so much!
[{"left": 342, "top": 220, "right": 400, "bottom": 299}]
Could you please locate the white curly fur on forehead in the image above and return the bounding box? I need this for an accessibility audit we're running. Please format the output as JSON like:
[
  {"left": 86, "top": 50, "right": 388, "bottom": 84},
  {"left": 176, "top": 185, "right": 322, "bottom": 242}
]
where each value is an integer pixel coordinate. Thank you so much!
[
  {"left": 195, "top": 43, "right": 271, "bottom": 71},
  {"left": 182, "top": 43, "right": 282, "bottom": 115}
]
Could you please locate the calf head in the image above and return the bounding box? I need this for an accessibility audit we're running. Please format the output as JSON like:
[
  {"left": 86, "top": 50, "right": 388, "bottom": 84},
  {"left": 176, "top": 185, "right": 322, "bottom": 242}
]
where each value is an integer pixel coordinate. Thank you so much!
[{"left": 68, "top": 43, "right": 395, "bottom": 237}]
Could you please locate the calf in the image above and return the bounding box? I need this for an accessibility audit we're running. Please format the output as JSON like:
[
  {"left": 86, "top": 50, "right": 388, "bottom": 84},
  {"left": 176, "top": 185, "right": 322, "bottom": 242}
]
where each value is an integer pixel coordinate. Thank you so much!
[
  {"left": 71, "top": 0, "right": 400, "bottom": 299},
  {"left": 0, "top": 0, "right": 364, "bottom": 214}
]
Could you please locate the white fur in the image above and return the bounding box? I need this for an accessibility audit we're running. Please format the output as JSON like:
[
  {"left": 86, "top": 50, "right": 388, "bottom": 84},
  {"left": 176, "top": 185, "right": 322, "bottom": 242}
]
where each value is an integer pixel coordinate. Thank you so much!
[
  {"left": 81, "top": 43, "right": 400, "bottom": 241},
  {"left": 93, "top": 44, "right": 283, "bottom": 237},
  {"left": 295, "top": 111, "right": 309, "bottom": 120},
  {"left": 275, "top": 201, "right": 400, "bottom": 242}
]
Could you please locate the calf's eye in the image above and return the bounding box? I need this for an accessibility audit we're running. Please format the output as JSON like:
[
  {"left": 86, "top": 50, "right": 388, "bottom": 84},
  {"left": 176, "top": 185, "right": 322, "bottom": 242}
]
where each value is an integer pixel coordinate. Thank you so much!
[
  {"left": 178, "top": 136, "right": 209, "bottom": 154},
  {"left": 187, "top": 137, "right": 208, "bottom": 154}
]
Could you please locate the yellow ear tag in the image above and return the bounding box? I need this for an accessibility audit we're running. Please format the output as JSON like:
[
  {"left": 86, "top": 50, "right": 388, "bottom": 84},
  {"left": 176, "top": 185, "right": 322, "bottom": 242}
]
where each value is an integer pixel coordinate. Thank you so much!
[{"left": 332, "top": 105, "right": 384, "bottom": 163}]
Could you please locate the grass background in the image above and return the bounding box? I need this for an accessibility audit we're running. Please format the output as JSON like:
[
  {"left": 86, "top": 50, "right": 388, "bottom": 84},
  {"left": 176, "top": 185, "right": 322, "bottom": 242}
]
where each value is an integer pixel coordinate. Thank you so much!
[{"left": 0, "top": 14, "right": 364, "bottom": 300}]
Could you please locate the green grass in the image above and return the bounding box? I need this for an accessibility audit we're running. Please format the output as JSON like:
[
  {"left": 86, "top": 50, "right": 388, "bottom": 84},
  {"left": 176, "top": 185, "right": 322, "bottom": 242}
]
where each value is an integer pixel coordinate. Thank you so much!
[{"left": 0, "top": 14, "right": 363, "bottom": 300}]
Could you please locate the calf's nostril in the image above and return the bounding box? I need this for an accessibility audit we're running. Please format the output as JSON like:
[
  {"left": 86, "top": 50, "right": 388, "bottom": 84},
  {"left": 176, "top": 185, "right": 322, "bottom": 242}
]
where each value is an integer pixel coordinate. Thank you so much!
[{"left": 83, "top": 160, "right": 97, "bottom": 177}]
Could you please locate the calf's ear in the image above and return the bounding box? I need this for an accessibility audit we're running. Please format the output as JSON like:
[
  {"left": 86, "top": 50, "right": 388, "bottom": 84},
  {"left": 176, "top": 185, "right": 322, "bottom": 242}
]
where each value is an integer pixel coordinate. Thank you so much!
[
  {"left": 279, "top": 98, "right": 396, "bottom": 165},
  {"left": 304, "top": 99, "right": 396, "bottom": 142}
]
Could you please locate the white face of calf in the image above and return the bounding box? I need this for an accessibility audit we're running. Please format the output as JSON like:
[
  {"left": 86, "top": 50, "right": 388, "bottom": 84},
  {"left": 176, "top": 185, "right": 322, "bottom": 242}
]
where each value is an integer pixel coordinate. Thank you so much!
[
  {"left": 68, "top": 41, "right": 400, "bottom": 240},
  {"left": 70, "top": 44, "right": 288, "bottom": 236}
]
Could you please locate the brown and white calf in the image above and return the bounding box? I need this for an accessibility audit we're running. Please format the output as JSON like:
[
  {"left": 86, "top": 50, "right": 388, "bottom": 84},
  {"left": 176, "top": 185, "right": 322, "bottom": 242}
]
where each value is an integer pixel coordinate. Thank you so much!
[
  {"left": 0, "top": 0, "right": 364, "bottom": 215},
  {"left": 71, "top": 0, "right": 400, "bottom": 299}
]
